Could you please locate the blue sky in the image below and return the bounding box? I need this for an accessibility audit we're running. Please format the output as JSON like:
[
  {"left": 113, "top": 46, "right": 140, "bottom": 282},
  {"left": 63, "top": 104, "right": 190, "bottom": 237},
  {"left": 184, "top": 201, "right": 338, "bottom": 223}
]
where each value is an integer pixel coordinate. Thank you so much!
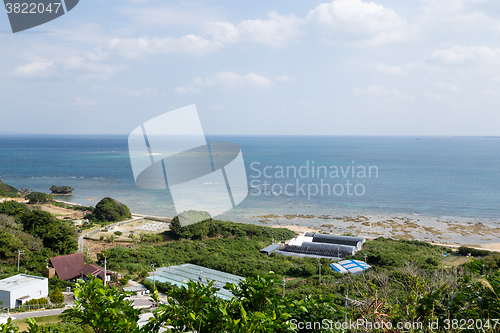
[{"left": 1, "top": 0, "right": 500, "bottom": 135}]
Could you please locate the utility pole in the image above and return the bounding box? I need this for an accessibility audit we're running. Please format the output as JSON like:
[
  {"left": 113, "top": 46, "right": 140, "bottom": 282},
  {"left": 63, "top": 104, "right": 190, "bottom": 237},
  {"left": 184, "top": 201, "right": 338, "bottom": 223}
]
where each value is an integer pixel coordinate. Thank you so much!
[
  {"left": 318, "top": 262, "right": 322, "bottom": 283},
  {"left": 152, "top": 263, "right": 156, "bottom": 291},
  {"left": 441, "top": 251, "right": 444, "bottom": 283},
  {"left": 344, "top": 289, "right": 349, "bottom": 323},
  {"left": 363, "top": 253, "right": 368, "bottom": 263},
  {"left": 17, "top": 250, "right": 25, "bottom": 272},
  {"left": 282, "top": 276, "right": 286, "bottom": 298},
  {"left": 104, "top": 257, "right": 107, "bottom": 287}
]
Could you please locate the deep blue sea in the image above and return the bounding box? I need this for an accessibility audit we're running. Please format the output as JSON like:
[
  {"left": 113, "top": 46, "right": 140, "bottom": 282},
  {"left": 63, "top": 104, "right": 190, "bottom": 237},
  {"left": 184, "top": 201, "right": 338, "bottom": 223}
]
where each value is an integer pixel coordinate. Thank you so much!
[{"left": 1, "top": 135, "right": 499, "bottom": 224}]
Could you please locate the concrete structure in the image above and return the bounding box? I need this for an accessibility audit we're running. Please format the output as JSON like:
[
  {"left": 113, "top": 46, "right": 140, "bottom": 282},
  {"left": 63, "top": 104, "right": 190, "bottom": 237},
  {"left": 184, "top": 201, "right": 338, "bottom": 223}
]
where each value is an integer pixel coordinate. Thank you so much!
[
  {"left": 0, "top": 274, "right": 48, "bottom": 308},
  {"left": 124, "top": 285, "right": 148, "bottom": 295}
]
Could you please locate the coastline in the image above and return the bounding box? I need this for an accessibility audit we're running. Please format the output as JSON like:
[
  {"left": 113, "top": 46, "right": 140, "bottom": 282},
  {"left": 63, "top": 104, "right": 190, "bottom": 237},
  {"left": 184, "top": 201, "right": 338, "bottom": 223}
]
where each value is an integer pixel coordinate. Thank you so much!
[
  {"left": 51, "top": 199, "right": 500, "bottom": 252},
  {"left": 252, "top": 212, "right": 500, "bottom": 252}
]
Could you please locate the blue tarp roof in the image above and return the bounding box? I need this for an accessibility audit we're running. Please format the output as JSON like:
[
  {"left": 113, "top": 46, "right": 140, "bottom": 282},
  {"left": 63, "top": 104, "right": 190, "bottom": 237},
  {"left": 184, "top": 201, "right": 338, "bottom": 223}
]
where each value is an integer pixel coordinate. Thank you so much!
[{"left": 330, "top": 259, "right": 371, "bottom": 275}]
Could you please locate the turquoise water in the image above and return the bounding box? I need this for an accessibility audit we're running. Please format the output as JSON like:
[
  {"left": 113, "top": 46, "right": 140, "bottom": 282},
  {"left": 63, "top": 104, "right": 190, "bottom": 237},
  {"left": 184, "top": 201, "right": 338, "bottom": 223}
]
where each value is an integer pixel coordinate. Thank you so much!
[{"left": 1, "top": 135, "right": 499, "bottom": 223}]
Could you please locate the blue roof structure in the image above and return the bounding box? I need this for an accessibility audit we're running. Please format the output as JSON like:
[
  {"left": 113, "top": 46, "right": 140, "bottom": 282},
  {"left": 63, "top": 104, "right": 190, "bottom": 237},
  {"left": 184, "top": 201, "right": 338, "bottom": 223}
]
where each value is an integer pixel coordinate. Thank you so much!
[{"left": 330, "top": 260, "right": 371, "bottom": 275}]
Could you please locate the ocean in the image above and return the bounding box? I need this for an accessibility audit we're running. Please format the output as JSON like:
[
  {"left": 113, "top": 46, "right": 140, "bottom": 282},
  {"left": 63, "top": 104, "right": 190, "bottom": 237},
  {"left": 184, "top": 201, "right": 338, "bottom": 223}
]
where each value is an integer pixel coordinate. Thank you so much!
[{"left": 1, "top": 135, "right": 500, "bottom": 227}]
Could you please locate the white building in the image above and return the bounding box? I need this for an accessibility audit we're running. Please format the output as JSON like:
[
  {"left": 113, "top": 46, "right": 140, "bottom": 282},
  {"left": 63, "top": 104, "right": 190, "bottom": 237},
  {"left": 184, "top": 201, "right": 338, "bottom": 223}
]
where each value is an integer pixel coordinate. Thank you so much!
[{"left": 0, "top": 274, "right": 48, "bottom": 308}]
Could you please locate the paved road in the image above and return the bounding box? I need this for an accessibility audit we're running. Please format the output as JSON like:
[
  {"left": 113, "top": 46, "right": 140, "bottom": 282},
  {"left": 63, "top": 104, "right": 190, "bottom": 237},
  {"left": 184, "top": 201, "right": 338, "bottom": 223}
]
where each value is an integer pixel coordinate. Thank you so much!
[
  {"left": 7, "top": 308, "right": 65, "bottom": 320},
  {"left": 132, "top": 298, "right": 154, "bottom": 309}
]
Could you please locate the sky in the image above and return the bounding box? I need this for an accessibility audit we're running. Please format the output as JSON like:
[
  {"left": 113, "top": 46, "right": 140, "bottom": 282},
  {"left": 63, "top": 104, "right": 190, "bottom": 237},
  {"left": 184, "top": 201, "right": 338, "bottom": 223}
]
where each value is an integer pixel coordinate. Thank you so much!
[{"left": 1, "top": 0, "right": 500, "bottom": 135}]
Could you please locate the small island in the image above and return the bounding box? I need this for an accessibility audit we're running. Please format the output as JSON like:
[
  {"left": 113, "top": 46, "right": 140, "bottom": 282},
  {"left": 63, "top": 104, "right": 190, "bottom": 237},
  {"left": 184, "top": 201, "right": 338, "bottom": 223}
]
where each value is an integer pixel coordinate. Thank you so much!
[{"left": 50, "top": 185, "right": 75, "bottom": 195}]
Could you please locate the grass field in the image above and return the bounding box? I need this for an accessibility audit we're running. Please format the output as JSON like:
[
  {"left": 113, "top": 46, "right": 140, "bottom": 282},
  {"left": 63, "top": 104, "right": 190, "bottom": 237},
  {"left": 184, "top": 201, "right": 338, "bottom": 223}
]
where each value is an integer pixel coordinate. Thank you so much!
[{"left": 12, "top": 315, "right": 61, "bottom": 330}]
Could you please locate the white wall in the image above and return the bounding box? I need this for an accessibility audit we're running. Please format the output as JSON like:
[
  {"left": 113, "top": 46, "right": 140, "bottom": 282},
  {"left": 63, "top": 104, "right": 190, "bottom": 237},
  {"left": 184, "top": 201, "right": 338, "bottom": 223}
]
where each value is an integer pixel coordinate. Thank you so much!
[{"left": 3, "top": 277, "right": 48, "bottom": 308}]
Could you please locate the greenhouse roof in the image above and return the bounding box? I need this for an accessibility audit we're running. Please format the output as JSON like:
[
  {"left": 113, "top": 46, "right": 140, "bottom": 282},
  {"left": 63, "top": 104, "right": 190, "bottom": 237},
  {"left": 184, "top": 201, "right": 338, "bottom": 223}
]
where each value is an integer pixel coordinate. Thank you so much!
[{"left": 146, "top": 263, "right": 245, "bottom": 300}]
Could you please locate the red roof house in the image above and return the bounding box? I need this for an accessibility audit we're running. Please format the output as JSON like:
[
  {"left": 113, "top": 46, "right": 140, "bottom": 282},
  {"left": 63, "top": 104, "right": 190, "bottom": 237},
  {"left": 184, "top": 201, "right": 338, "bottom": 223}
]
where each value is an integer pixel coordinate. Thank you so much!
[{"left": 49, "top": 253, "right": 84, "bottom": 281}]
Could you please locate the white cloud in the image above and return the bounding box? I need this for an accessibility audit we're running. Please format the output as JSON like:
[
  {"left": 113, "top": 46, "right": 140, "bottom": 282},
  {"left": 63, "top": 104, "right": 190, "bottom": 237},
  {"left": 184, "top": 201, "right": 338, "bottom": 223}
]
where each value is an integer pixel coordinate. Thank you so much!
[
  {"left": 353, "top": 85, "right": 415, "bottom": 102},
  {"left": 432, "top": 45, "right": 500, "bottom": 64},
  {"left": 434, "top": 82, "right": 458, "bottom": 90},
  {"left": 174, "top": 86, "right": 202, "bottom": 95},
  {"left": 107, "top": 35, "right": 223, "bottom": 58},
  {"left": 12, "top": 61, "right": 55, "bottom": 77},
  {"left": 90, "top": 85, "right": 159, "bottom": 98},
  {"left": 205, "top": 11, "right": 305, "bottom": 47},
  {"left": 423, "top": 91, "right": 445, "bottom": 100},
  {"left": 307, "top": 0, "right": 410, "bottom": 45},
  {"left": 119, "top": 4, "right": 220, "bottom": 27},
  {"left": 72, "top": 97, "right": 97, "bottom": 107},
  {"left": 417, "top": 0, "right": 500, "bottom": 40},
  {"left": 377, "top": 63, "right": 405, "bottom": 75},
  {"left": 204, "top": 21, "right": 241, "bottom": 44},
  {"left": 192, "top": 71, "right": 273, "bottom": 90},
  {"left": 275, "top": 75, "right": 296, "bottom": 82},
  {"left": 298, "top": 100, "right": 316, "bottom": 106}
]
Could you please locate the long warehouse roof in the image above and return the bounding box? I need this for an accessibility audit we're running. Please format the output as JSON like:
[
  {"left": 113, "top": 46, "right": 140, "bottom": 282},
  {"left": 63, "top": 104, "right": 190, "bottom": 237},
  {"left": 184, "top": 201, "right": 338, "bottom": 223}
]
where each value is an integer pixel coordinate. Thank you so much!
[{"left": 146, "top": 263, "right": 245, "bottom": 300}]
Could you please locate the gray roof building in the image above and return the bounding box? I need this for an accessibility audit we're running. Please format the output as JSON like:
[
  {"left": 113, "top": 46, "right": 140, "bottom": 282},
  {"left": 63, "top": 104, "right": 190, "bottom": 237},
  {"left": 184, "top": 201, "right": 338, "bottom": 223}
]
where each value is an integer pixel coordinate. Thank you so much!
[{"left": 0, "top": 274, "right": 48, "bottom": 308}]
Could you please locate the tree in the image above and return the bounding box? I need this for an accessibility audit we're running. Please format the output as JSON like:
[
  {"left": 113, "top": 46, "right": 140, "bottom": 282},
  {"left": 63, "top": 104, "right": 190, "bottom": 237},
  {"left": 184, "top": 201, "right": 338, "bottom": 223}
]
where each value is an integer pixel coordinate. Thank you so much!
[
  {"left": 50, "top": 287, "right": 64, "bottom": 304},
  {"left": 26, "top": 192, "right": 53, "bottom": 204},
  {"left": 20, "top": 210, "right": 77, "bottom": 255},
  {"left": 145, "top": 274, "right": 344, "bottom": 333},
  {"left": 92, "top": 197, "right": 131, "bottom": 222},
  {"left": 62, "top": 275, "right": 141, "bottom": 333}
]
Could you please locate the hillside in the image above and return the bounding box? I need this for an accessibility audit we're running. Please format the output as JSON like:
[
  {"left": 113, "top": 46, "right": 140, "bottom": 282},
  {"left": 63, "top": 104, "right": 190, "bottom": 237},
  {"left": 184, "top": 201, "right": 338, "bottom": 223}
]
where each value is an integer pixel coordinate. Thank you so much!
[{"left": 0, "top": 179, "right": 20, "bottom": 198}]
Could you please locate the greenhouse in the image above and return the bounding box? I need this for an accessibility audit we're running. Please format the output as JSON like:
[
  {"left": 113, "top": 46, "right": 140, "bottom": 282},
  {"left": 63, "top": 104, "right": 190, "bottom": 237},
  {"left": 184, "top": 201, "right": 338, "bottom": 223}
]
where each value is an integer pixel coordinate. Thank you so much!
[{"left": 146, "top": 263, "right": 245, "bottom": 300}]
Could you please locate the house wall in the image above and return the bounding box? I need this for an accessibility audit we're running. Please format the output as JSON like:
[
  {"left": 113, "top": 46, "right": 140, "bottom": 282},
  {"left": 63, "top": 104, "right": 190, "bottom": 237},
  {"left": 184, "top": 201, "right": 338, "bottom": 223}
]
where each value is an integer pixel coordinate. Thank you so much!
[
  {"left": 0, "top": 290, "right": 10, "bottom": 308},
  {"left": 1, "top": 278, "right": 49, "bottom": 308}
]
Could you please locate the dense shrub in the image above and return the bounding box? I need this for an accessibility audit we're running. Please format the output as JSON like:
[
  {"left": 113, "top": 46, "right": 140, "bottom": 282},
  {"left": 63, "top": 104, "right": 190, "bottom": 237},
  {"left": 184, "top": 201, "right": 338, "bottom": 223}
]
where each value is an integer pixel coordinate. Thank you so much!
[
  {"left": 25, "top": 297, "right": 49, "bottom": 305},
  {"left": 458, "top": 246, "right": 490, "bottom": 257},
  {"left": 50, "top": 287, "right": 64, "bottom": 304},
  {"left": 49, "top": 276, "right": 74, "bottom": 293},
  {"left": 26, "top": 191, "right": 53, "bottom": 204},
  {"left": 169, "top": 218, "right": 295, "bottom": 241},
  {"left": 92, "top": 197, "right": 131, "bottom": 222}
]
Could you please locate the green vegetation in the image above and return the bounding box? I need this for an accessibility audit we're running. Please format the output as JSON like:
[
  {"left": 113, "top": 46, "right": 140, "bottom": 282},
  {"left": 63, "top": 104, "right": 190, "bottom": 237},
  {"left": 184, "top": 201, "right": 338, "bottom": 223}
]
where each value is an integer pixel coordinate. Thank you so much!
[
  {"left": 49, "top": 287, "right": 64, "bottom": 304},
  {"left": 25, "top": 297, "right": 48, "bottom": 305},
  {"left": 62, "top": 275, "right": 141, "bottom": 333},
  {"left": 8, "top": 316, "right": 84, "bottom": 333},
  {"left": 169, "top": 217, "right": 295, "bottom": 240},
  {"left": 0, "top": 180, "right": 20, "bottom": 198},
  {"left": 0, "top": 201, "right": 77, "bottom": 275},
  {"left": 51, "top": 201, "right": 94, "bottom": 212},
  {"left": 458, "top": 245, "right": 491, "bottom": 257},
  {"left": 1, "top": 196, "right": 500, "bottom": 332},
  {"left": 351, "top": 237, "right": 453, "bottom": 268},
  {"left": 92, "top": 197, "right": 131, "bottom": 222},
  {"left": 172, "top": 209, "right": 211, "bottom": 228},
  {"left": 26, "top": 192, "right": 53, "bottom": 204}
]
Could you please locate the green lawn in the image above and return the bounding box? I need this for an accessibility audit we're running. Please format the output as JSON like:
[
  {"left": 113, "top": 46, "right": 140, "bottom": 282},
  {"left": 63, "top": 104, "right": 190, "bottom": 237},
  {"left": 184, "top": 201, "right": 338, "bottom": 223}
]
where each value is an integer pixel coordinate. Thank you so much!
[{"left": 12, "top": 315, "right": 61, "bottom": 330}]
